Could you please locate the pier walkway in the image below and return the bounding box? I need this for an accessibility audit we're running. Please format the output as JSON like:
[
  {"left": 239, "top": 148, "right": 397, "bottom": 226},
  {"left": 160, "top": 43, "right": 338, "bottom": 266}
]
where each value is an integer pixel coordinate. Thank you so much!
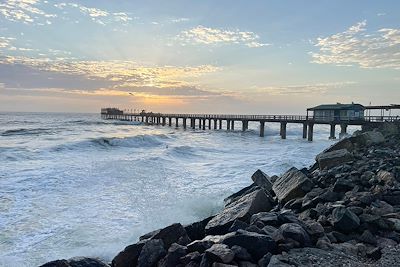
[{"left": 101, "top": 108, "right": 399, "bottom": 141}]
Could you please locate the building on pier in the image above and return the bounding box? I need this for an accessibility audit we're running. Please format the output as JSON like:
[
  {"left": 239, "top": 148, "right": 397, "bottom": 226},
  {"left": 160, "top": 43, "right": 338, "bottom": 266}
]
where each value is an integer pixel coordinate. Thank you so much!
[{"left": 307, "top": 103, "right": 365, "bottom": 122}]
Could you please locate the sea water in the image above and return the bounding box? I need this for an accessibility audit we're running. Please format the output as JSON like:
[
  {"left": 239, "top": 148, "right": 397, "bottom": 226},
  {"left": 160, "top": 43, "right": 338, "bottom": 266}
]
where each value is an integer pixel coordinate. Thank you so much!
[{"left": 0, "top": 112, "right": 360, "bottom": 266}]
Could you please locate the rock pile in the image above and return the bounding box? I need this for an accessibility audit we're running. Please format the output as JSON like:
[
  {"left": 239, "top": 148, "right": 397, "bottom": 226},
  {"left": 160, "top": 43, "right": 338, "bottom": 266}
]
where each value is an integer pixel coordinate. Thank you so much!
[{"left": 40, "top": 123, "right": 400, "bottom": 267}]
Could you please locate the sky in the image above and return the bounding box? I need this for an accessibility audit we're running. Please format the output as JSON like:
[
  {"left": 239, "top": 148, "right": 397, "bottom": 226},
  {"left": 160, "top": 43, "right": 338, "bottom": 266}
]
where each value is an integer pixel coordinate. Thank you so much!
[{"left": 0, "top": 0, "right": 399, "bottom": 114}]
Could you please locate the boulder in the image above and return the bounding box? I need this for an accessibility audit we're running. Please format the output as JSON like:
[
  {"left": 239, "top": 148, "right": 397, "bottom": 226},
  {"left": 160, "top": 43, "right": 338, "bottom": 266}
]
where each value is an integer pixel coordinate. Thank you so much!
[
  {"left": 272, "top": 167, "right": 313, "bottom": 204},
  {"left": 316, "top": 149, "right": 354, "bottom": 170},
  {"left": 205, "top": 244, "right": 235, "bottom": 263},
  {"left": 139, "top": 223, "right": 189, "bottom": 248},
  {"left": 324, "top": 137, "right": 354, "bottom": 153},
  {"left": 222, "top": 230, "right": 276, "bottom": 260},
  {"left": 180, "top": 251, "right": 202, "bottom": 265},
  {"left": 251, "top": 170, "right": 274, "bottom": 197},
  {"left": 205, "top": 189, "right": 272, "bottom": 235},
  {"left": 112, "top": 241, "right": 146, "bottom": 267},
  {"left": 231, "top": 245, "right": 252, "bottom": 261},
  {"left": 185, "top": 216, "right": 214, "bottom": 241},
  {"left": 40, "top": 259, "right": 109, "bottom": 267},
  {"left": 187, "top": 239, "right": 214, "bottom": 253},
  {"left": 250, "top": 212, "right": 279, "bottom": 227},
  {"left": 39, "top": 260, "right": 70, "bottom": 267},
  {"left": 377, "top": 170, "right": 395, "bottom": 186},
  {"left": 223, "top": 183, "right": 258, "bottom": 207},
  {"left": 137, "top": 239, "right": 166, "bottom": 267},
  {"left": 331, "top": 207, "right": 360, "bottom": 233},
  {"left": 228, "top": 220, "right": 249, "bottom": 232},
  {"left": 273, "top": 223, "right": 311, "bottom": 247},
  {"left": 257, "top": 253, "right": 272, "bottom": 267},
  {"left": 158, "top": 243, "right": 187, "bottom": 267}
]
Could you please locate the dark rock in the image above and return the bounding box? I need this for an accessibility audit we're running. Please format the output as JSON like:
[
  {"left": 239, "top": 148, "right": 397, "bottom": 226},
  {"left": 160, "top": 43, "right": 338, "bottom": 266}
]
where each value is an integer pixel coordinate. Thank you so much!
[
  {"left": 223, "top": 183, "right": 258, "bottom": 207},
  {"left": 316, "top": 149, "right": 354, "bottom": 170},
  {"left": 231, "top": 245, "right": 252, "bottom": 261},
  {"left": 211, "top": 263, "right": 236, "bottom": 267},
  {"left": 186, "top": 262, "right": 200, "bottom": 267},
  {"left": 358, "top": 230, "right": 377, "bottom": 245},
  {"left": 112, "top": 241, "right": 146, "bottom": 267},
  {"left": 333, "top": 178, "right": 355, "bottom": 193},
  {"left": 199, "top": 254, "right": 211, "bottom": 267},
  {"left": 348, "top": 206, "right": 364, "bottom": 216},
  {"left": 228, "top": 220, "right": 249, "bottom": 232},
  {"left": 277, "top": 211, "right": 300, "bottom": 225},
  {"left": 222, "top": 230, "right": 276, "bottom": 260},
  {"left": 137, "top": 239, "right": 166, "bottom": 267},
  {"left": 250, "top": 212, "right": 279, "bottom": 227},
  {"left": 180, "top": 251, "right": 202, "bottom": 264},
  {"left": 39, "top": 260, "right": 70, "bottom": 267},
  {"left": 245, "top": 225, "right": 264, "bottom": 234},
  {"left": 272, "top": 167, "right": 313, "bottom": 204},
  {"left": 251, "top": 169, "right": 274, "bottom": 197},
  {"left": 331, "top": 207, "right": 360, "bottom": 233},
  {"left": 324, "top": 137, "right": 354, "bottom": 153},
  {"left": 273, "top": 223, "right": 311, "bottom": 247},
  {"left": 158, "top": 243, "right": 187, "bottom": 267},
  {"left": 205, "top": 189, "right": 272, "bottom": 235},
  {"left": 237, "top": 261, "right": 257, "bottom": 267},
  {"left": 187, "top": 240, "right": 214, "bottom": 253},
  {"left": 140, "top": 223, "right": 189, "bottom": 248},
  {"left": 266, "top": 255, "right": 292, "bottom": 267},
  {"left": 185, "top": 216, "right": 214, "bottom": 241},
  {"left": 262, "top": 225, "right": 278, "bottom": 236},
  {"left": 316, "top": 236, "right": 332, "bottom": 250},
  {"left": 367, "top": 247, "right": 382, "bottom": 260},
  {"left": 303, "top": 221, "right": 325, "bottom": 240},
  {"left": 370, "top": 200, "right": 394, "bottom": 216},
  {"left": 257, "top": 253, "right": 272, "bottom": 267},
  {"left": 205, "top": 244, "right": 235, "bottom": 263},
  {"left": 68, "top": 258, "right": 109, "bottom": 267}
]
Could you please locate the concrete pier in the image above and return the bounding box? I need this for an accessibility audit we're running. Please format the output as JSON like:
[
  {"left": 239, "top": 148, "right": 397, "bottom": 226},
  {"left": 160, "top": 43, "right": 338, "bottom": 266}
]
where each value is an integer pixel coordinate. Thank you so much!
[
  {"left": 329, "top": 124, "right": 336, "bottom": 139},
  {"left": 302, "top": 123, "right": 307, "bottom": 139},
  {"left": 260, "top": 121, "right": 265, "bottom": 137},
  {"left": 308, "top": 123, "right": 314, "bottom": 142},
  {"left": 280, "top": 122, "right": 287, "bottom": 139}
]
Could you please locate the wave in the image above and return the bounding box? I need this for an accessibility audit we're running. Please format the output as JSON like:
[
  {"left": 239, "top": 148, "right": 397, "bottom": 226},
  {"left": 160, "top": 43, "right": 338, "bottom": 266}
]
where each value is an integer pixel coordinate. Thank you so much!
[
  {"left": 51, "top": 134, "right": 170, "bottom": 152},
  {"left": 1, "top": 128, "right": 55, "bottom": 137},
  {"left": 67, "top": 120, "right": 142, "bottom": 126}
]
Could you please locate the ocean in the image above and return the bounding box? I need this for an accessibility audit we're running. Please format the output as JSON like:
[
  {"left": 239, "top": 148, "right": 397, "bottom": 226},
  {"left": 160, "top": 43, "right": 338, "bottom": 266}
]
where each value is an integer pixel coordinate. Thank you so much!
[{"left": 0, "top": 112, "right": 359, "bottom": 266}]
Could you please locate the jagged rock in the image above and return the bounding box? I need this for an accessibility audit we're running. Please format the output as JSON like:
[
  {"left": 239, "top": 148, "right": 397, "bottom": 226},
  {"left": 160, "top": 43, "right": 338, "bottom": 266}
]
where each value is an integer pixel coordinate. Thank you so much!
[
  {"left": 266, "top": 255, "right": 293, "bottom": 267},
  {"left": 273, "top": 223, "right": 311, "bottom": 247},
  {"left": 180, "top": 251, "right": 202, "bottom": 264},
  {"left": 224, "top": 183, "right": 258, "bottom": 207},
  {"left": 303, "top": 221, "right": 324, "bottom": 241},
  {"left": 316, "top": 149, "right": 354, "bottom": 170},
  {"left": 250, "top": 212, "right": 279, "bottom": 227},
  {"left": 205, "top": 189, "right": 272, "bottom": 235},
  {"left": 245, "top": 225, "right": 264, "bottom": 234},
  {"left": 112, "top": 241, "right": 146, "bottom": 267},
  {"left": 377, "top": 170, "right": 395, "bottom": 186},
  {"left": 158, "top": 243, "right": 187, "bottom": 267},
  {"left": 316, "top": 236, "right": 332, "bottom": 250},
  {"left": 222, "top": 230, "right": 276, "bottom": 260},
  {"left": 137, "top": 239, "right": 166, "bottom": 267},
  {"left": 67, "top": 258, "right": 110, "bottom": 267},
  {"left": 185, "top": 216, "right": 214, "bottom": 241},
  {"left": 205, "top": 244, "right": 235, "bottom": 263},
  {"left": 40, "top": 260, "right": 70, "bottom": 267},
  {"left": 257, "top": 253, "right": 272, "bottom": 267},
  {"left": 333, "top": 178, "right": 355, "bottom": 192},
  {"left": 237, "top": 261, "right": 257, "bottom": 267},
  {"left": 262, "top": 225, "right": 278, "bottom": 236},
  {"left": 186, "top": 262, "right": 200, "bottom": 267},
  {"left": 187, "top": 239, "right": 214, "bottom": 253},
  {"left": 211, "top": 263, "right": 236, "bottom": 267},
  {"left": 251, "top": 170, "right": 274, "bottom": 197},
  {"left": 272, "top": 167, "right": 313, "bottom": 204},
  {"left": 231, "top": 245, "right": 252, "bottom": 261},
  {"left": 140, "top": 223, "right": 189, "bottom": 248},
  {"left": 359, "top": 230, "right": 377, "bottom": 245},
  {"left": 367, "top": 247, "right": 382, "bottom": 260},
  {"left": 228, "top": 220, "right": 249, "bottom": 232},
  {"left": 324, "top": 137, "right": 355, "bottom": 153},
  {"left": 331, "top": 207, "right": 360, "bottom": 233}
]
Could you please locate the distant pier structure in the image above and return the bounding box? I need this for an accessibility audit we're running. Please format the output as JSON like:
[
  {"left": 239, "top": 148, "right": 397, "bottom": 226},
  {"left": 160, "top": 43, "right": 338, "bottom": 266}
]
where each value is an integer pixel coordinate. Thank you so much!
[{"left": 101, "top": 104, "right": 400, "bottom": 141}]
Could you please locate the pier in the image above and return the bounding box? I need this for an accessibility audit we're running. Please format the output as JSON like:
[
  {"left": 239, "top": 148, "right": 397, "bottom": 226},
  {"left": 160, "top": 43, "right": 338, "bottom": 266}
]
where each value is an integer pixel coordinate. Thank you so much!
[{"left": 101, "top": 105, "right": 400, "bottom": 141}]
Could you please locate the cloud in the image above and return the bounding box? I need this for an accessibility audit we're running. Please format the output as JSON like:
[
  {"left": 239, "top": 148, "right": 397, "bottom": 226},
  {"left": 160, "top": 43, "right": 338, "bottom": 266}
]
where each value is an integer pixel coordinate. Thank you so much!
[
  {"left": 0, "top": 36, "right": 14, "bottom": 49},
  {"left": 177, "top": 25, "right": 271, "bottom": 48},
  {"left": 54, "top": 3, "right": 132, "bottom": 25},
  {"left": 311, "top": 20, "right": 400, "bottom": 69},
  {"left": 250, "top": 82, "right": 357, "bottom": 96},
  {"left": 0, "top": 0, "right": 56, "bottom": 24}
]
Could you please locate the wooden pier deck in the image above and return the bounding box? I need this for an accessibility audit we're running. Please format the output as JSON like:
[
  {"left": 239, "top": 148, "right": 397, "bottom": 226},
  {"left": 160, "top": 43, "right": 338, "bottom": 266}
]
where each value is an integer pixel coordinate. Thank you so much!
[{"left": 101, "top": 108, "right": 399, "bottom": 141}]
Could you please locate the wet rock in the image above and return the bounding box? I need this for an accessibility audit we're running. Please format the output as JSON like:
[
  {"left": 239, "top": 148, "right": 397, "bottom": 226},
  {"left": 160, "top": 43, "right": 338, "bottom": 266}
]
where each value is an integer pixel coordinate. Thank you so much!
[
  {"left": 272, "top": 167, "right": 313, "bottom": 204},
  {"left": 222, "top": 230, "right": 276, "bottom": 260},
  {"left": 224, "top": 183, "right": 258, "bottom": 207},
  {"left": 316, "top": 149, "right": 354, "bottom": 170},
  {"left": 251, "top": 169, "right": 274, "bottom": 197},
  {"left": 140, "top": 223, "right": 189, "bottom": 248},
  {"left": 205, "top": 244, "right": 235, "bottom": 263},
  {"left": 112, "top": 241, "right": 146, "bottom": 267},
  {"left": 228, "top": 220, "right": 249, "bottom": 232},
  {"left": 158, "top": 243, "right": 187, "bottom": 267},
  {"left": 40, "top": 260, "right": 70, "bottom": 267},
  {"left": 137, "top": 239, "right": 166, "bottom": 267},
  {"left": 185, "top": 217, "right": 214, "bottom": 241},
  {"left": 205, "top": 189, "right": 272, "bottom": 235},
  {"left": 331, "top": 207, "right": 360, "bottom": 233}
]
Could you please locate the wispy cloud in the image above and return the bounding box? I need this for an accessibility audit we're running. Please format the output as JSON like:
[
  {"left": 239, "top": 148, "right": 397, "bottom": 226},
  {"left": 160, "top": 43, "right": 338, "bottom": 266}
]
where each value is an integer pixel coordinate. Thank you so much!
[
  {"left": 250, "top": 82, "right": 357, "bottom": 96},
  {"left": 0, "top": 0, "right": 56, "bottom": 24},
  {"left": 0, "top": 36, "right": 14, "bottom": 49},
  {"left": 177, "top": 25, "right": 271, "bottom": 48},
  {"left": 54, "top": 3, "right": 132, "bottom": 25},
  {"left": 311, "top": 20, "right": 400, "bottom": 69}
]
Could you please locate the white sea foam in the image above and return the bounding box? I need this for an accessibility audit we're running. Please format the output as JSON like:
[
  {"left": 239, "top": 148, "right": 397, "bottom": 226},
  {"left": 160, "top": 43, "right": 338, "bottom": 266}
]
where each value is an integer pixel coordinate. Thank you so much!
[{"left": 0, "top": 112, "right": 361, "bottom": 266}]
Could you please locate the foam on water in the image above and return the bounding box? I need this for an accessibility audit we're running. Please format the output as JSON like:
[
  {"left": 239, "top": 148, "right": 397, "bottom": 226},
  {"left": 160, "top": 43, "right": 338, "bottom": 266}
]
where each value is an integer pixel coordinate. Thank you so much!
[{"left": 0, "top": 112, "right": 361, "bottom": 266}]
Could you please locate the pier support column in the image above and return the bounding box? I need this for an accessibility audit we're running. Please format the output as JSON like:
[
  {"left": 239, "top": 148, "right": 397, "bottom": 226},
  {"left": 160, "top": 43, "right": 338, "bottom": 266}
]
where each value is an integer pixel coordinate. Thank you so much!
[
  {"left": 340, "top": 124, "right": 348, "bottom": 138},
  {"left": 162, "top": 117, "right": 166, "bottom": 126},
  {"left": 175, "top": 118, "right": 179, "bottom": 128},
  {"left": 202, "top": 119, "right": 206, "bottom": 130},
  {"left": 219, "top": 120, "right": 222, "bottom": 129},
  {"left": 231, "top": 120, "right": 235, "bottom": 130},
  {"left": 308, "top": 123, "right": 314, "bottom": 142},
  {"left": 208, "top": 119, "right": 211, "bottom": 129},
  {"left": 191, "top": 119, "right": 195, "bottom": 129},
  {"left": 329, "top": 124, "right": 336, "bottom": 139},
  {"left": 302, "top": 123, "right": 307, "bottom": 139},
  {"left": 227, "top": 120, "right": 231, "bottom": 130},
  {"left": 199, "top": 119, "right": 202, "bottom": 129},
  {"left": 280, "top": 122, "right": 287, "bottom": 139},
  {"left": 242, "top": 120, "right": 248, "bottom": 131},
  {"left": 214, "top": 119, "right": 217, "bottom": 130},
  {"left": 260, "top": 121, "right": 265, "bottom": 137},
  {"left": 168, "top": 117, "right": 172, "bottom": 127},
  {"left": 146, "top": 116, "right": 149, "bottom": 124},
  {"left": 182, "top": 118, "right": 186, "bottom": 129}
]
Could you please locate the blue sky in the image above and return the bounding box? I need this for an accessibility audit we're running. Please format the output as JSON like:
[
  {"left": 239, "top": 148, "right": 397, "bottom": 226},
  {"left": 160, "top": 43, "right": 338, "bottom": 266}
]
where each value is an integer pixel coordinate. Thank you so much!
[{"left": 0, "top": 0, "right": 399, "bottom": 113}]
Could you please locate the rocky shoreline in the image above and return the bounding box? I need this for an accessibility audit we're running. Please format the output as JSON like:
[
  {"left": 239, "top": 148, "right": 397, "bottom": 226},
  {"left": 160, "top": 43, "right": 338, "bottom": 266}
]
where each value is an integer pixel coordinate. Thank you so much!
[{"left": 41, "top": 123, "right": 400, "bottom": 267}]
